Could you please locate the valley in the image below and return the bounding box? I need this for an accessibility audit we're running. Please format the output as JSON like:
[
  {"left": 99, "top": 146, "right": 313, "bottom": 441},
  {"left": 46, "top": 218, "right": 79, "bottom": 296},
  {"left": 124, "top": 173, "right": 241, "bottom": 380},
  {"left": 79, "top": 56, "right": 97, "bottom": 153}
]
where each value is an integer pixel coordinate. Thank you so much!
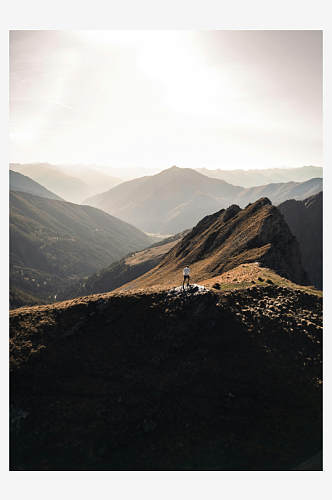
[
  {"left": 57, "top": 230, "right": 189, "bottom": 302},
  {"left": 10, "top": 191, "right": 153, "bottom": 308},
  {"left": 10, "top": 163, "right": 123, "bottom": 204}
]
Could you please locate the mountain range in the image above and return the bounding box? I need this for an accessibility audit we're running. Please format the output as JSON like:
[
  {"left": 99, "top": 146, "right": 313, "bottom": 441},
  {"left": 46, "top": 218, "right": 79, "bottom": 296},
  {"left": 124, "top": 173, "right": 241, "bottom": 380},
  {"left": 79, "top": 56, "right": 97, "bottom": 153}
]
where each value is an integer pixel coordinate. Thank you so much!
[
  {"left": 10, "top": 191, "right": 153, "bottom": 308},
  {"left": 83, "top": 166, "right": 322, "bottom": 235},
  {"left": 10, "top": 162, "right": 123, "bottom": 204},
  {"left": 195, "top": 165, "right": 323, "bottom": 188}
]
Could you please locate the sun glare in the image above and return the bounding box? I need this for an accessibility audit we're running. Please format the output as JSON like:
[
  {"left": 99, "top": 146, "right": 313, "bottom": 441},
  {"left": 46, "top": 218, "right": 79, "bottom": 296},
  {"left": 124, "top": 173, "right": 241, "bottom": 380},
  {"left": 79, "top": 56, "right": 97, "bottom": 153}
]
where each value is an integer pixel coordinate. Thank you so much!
[{"left": 76, "top": 30, "right": 155, "bottom": 47}]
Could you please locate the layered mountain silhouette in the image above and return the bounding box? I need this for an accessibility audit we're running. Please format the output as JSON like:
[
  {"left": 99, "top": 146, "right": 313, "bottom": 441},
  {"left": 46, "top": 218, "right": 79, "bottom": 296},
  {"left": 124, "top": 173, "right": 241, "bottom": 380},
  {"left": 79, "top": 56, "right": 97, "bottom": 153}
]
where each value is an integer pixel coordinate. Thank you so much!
[
  {"left": 10, "top": 170, "right": 64, "bottom": 201},
  {"left": 278, "top": 192, "right": 322, "bottom": 290},
  {"left": 195, "top": 165, "right": 323, "bottom": 188},
  {"left": 83, "top": 166, "right": 322, "bottom": 235},
  {"left": 10, "top": 191, "right": 153, "bottom": 307},
  {"left": 10, "top": 163, "right": 123, "bottom": 204},
  {"left": 117, "top": 197, "right": 311, "bottom": 292},
  {"left": 83, "top": 167, "right": 241, "bottom": 234},
  {"left": 235, "top": 177, "right": 322, "bottom": 206}
]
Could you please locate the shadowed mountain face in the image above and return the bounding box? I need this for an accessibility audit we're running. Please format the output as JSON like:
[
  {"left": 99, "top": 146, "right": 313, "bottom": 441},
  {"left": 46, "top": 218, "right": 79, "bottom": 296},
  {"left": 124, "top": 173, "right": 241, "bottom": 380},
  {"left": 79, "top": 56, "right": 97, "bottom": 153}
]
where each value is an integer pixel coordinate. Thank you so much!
[
  {"left": 83, "top": 166, "right": 322, "bottom": 235},
  {"left": 278, "top": 192, "right": 322, "bottom": 290},
  {"left": 118, "top": 197, "right": 311, "bottom": 292},
  {"left": 10, "top": 191, "right": 153, "bottom": 307}
]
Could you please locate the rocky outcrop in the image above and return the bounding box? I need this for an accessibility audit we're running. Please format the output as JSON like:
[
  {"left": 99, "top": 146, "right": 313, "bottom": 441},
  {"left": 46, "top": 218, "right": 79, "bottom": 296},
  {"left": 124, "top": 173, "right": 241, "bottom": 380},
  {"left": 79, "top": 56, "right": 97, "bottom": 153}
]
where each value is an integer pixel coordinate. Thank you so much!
[{"left": 278, "top": 192, "right": 322, "bottom": 290}]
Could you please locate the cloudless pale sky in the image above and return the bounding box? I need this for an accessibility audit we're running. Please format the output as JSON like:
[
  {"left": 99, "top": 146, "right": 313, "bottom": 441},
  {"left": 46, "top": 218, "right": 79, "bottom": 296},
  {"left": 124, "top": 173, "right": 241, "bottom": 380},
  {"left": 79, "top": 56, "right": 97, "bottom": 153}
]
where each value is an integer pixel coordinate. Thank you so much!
[{"left": 9, "top": 30, "right": 322, "bottom": 170}]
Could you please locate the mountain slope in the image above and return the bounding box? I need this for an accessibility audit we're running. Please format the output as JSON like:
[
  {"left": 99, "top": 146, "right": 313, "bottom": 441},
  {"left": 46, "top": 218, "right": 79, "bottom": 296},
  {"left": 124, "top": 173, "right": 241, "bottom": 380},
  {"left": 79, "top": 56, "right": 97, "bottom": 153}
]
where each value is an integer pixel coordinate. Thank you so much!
[
  {"left": 83, "top": 167, "right": 322, "bottom": 235},
  {"left": 83, "top": 167, "right": 243, "bottom": 234},
  {"left": 117, "top": 197, "right": 311, "bottom": 292},
  {"left": 10, "top": 191, "right": 153, "bottom": 306},
  {"left": 10, "top": 170, "right": 64, "bottom": 201},
  {"left": 278, "top": 192, "right": 322, "bottom": 290}
]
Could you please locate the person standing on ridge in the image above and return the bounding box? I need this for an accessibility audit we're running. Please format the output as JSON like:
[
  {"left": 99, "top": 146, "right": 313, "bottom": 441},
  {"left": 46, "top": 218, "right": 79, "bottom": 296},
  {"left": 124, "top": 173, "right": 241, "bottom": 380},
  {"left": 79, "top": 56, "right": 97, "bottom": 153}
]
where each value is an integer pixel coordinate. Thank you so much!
[{"left": 183, "top": 265, "right": 190, "bottom": 289}]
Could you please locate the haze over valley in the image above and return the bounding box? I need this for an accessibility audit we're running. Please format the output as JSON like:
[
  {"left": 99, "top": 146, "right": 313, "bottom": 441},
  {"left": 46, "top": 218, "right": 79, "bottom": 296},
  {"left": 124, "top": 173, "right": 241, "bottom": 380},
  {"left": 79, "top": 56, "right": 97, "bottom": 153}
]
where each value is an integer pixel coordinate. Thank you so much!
[{"left": 83, "top": 165, "right": 322, "bottom": 235}]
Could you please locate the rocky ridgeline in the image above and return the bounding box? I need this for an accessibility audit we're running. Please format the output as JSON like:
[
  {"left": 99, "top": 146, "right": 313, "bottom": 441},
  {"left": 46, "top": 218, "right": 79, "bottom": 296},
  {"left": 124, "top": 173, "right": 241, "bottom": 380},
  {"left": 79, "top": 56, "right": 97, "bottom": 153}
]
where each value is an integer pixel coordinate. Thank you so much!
[
  {"left": 126, "top": 197, "right": 311, "bottom": 292},
  {"left": 166, "top": 284, "right": 209, "bottom": 298},
  {"left": 10, "top": 282, "right": 322, "bottom": 471}
]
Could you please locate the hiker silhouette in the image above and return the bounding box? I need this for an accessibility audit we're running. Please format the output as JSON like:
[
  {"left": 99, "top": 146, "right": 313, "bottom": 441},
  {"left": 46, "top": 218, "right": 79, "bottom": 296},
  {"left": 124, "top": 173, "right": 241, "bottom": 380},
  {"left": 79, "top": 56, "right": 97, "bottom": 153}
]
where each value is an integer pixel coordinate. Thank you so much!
[{"left": 183, "top": 265, "right": 190, "bottom": 289}]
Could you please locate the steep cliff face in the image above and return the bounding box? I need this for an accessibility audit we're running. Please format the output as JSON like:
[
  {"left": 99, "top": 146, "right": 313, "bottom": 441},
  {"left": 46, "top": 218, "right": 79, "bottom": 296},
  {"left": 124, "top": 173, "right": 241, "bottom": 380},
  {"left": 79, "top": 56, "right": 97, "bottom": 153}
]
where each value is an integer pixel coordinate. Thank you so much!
[
  {"left": 278, "top": 192, "right": 322, "bottom": 290},
  {"left": 120, "top": 198, "right": 311, "bottom": 291}
]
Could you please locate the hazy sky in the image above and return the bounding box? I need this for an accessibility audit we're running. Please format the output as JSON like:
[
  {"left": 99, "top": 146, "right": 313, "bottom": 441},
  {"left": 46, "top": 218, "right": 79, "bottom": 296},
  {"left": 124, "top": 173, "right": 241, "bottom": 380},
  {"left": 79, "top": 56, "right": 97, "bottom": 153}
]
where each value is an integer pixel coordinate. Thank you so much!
[{"left": 9, "top": 30, "right": 323, "bottom": 170}]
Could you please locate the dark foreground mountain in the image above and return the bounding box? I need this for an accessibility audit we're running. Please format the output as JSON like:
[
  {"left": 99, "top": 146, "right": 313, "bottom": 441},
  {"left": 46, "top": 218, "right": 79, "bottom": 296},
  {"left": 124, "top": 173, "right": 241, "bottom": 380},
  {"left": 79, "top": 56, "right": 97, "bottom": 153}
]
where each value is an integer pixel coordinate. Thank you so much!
[
  {"left": 10, "top": 191, "right": 153, "bottom": 308},
  {"left": 118, "top": 197, "right": 311, "bottom": 292},
  {"left": 10, "top": 270, "right": 322, "bottom": 471},
  {"left": 278, "top": 192, "right": 322, "bottom": 290},
  {"left": 83, "top": 166, "right": 322, "bottom": 235},
  {"left": 196, "top": 165, "right": 323, "bottom": 188},
  {"left": 10, "top": 170, "right": 64, "bottom": 201}
]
